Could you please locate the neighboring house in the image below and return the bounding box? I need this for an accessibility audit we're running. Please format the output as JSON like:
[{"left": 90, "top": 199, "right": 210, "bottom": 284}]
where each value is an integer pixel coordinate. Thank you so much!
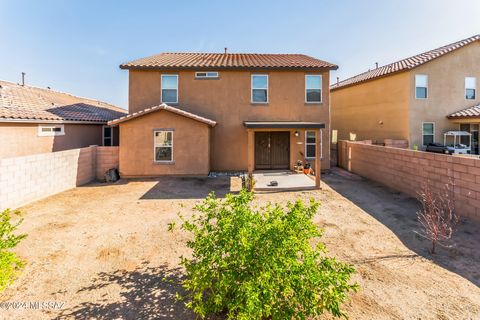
[
  {"left": 331, "top": 34, "right": 480, "bottom": 152},
  {"left": 109, "top": 53, "right": 337, "bottom": 182},
  {"left": 0, "top": 80, "right": 127, "bottom": 158}
]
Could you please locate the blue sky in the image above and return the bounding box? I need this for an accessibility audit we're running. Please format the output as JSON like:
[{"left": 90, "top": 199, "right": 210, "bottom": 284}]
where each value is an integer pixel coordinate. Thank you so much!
[{"left": 1, "top": 0, "right": 479, "bottom": 109}]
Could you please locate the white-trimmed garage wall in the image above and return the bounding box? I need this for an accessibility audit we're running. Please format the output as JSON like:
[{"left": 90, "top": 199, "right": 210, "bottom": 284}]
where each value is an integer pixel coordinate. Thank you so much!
[{"left": 0, "top": 146, "right": 119, "bottom": 211}]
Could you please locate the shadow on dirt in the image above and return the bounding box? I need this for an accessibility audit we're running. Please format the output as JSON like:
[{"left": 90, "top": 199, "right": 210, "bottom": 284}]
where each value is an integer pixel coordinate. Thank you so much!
[
  {"left": 54, "top": 263, "right": 197, "bottom": 320},
  {"left": 323, "top": 169, "right": 480, "bottom": 287}
]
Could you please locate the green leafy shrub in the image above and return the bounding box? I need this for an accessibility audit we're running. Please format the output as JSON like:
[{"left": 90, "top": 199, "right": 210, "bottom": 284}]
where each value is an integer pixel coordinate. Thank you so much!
[
  {"left": 0, "top": 209, "right": 27, "bottom": 292},
  {"left": 178, "top": 190, "right": 358, "bottom": 319}
]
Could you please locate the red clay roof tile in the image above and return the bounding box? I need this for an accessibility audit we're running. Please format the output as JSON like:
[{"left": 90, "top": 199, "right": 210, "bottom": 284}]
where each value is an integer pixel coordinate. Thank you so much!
[
  {"left": 448, "top": 103, "right": 480, "bottom": 119},
  {"left": 331, "top": 34, "right": 480, "bottom": 90},
  {"left": 120, "top": 53, "right": 337, "bottom": 70},
  {"left": 0, "top": 80, "right": 126, "bottom": 123},
  {"left": 108, "top": 103, "right": 216, "bottom": 127}
]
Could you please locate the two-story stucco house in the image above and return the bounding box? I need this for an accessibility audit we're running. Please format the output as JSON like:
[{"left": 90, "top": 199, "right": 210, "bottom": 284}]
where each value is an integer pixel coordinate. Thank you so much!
[
  {"left": 331, "top": 34, "right": 480, "bottom": 152},
  {"left": 108, "top": 53, "right": 337, "bottom": 186}
]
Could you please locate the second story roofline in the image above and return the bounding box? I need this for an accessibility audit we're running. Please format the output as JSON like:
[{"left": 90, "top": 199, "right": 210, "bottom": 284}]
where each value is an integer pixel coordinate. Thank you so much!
[
  {"left": 331, "top": 34, "right": 480, "bottom": 91},
  {"left": 120, "top": 52, "right": 338, "bottom": 71}
]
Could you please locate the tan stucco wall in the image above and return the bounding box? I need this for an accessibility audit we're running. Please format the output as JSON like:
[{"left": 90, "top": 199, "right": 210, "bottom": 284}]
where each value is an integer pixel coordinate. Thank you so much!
[
  {"left": 331, "top": 72, "right": 411, "bottom": 143},
  {"left": 128, "top": 69, "right": 331, "bottom": 171},
  {"left": 408, "top": 42, "right": 480, "bottom": 147},
  {"left": 0, "top": 123, "right": 103, "bottom": 159},
  {"left": 118, "top": 110, "right": 211, "bottom": 177}
]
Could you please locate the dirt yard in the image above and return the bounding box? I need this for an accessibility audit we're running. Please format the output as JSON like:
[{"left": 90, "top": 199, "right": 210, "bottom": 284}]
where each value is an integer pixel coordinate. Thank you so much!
[{"left": 1, "top": 169, "right": 479, "bottom": 319}]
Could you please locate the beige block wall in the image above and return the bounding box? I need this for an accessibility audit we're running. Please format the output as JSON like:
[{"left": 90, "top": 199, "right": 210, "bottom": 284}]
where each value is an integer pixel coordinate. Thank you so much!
[
  {"left": 0, "top": 146, "right": 119, "bottom": 211},
  {"left": 331, "top": 72, "right": 411, "bottom": 143},
  {"left": 408, "top": 42, "right": 480, "bottom": 148},
  {"left": 128, "top": 69, "right": 331, "bottom": 171},
  {"left": 118, "top": 110, "right": 211, "bottom": 177},
  {"left": 338, "top": 140, "right": 480, "bottom": 221},
  {"left": 0, "top": 123, "right": 104, "bottom": 159}
]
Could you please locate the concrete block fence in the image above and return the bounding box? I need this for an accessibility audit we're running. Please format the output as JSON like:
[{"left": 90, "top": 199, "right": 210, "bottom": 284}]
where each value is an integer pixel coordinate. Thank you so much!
[
  {"left": 0, "top": 146, "right": 119, "bottom": 211},
  {"left": 338, "top": 140, "right": 480, "bottom": 221}
]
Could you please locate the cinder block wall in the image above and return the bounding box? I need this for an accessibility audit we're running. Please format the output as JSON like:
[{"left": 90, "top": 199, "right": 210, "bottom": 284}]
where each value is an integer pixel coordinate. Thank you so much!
[
  {"left": 96, "top": 147, "right": 119, "bottom": 180},
  {"left": 0, "top": 146, "right": 119, "bottom": 211},
  {"left": 338, "top": 140, "right": 480, "bottom": 221}
]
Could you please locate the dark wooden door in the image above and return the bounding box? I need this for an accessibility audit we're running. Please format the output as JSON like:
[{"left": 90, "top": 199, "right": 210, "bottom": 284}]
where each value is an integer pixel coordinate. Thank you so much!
[{"left": 254, "top": 132, "right": 290, "bottom": 170}]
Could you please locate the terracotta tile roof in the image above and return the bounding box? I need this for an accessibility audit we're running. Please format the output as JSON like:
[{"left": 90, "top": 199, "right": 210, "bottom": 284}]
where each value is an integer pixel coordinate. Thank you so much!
[
  {"left": 331, "top": 34, "right": 480, "bottom": 90},
  {"left": 120, "top": 53, "right": 337, "bottom": 70},
  {"left": 108, "top": 103, "right": 217, "bottom": 127},
  {"left": 448, "top": 103, "right": 480, "bottom": 119},
  {"left": 0, "top": 80, "right": 127, "bottom": 123}
]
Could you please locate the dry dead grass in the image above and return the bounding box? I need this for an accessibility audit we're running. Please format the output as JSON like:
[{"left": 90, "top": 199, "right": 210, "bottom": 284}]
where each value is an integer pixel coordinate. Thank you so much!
[{"left": 1, "top": 172, "right": 479, "bottom": 319}]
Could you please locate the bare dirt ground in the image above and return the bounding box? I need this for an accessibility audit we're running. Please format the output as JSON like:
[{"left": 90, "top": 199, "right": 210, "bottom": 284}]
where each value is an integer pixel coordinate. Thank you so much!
[{"left": 1, "top": 169, "right": 479, "bottom": 319}]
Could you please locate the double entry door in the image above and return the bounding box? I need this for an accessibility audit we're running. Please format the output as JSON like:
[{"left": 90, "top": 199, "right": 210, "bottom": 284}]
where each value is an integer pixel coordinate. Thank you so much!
[{"left": 254, "top": 131, "right": 290, "bottom": 170}]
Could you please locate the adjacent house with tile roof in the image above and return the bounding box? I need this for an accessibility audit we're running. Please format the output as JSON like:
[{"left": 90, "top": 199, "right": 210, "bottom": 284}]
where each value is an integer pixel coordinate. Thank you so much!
[
  {"left": 110, "top": 52, "right": 337, "bottom": 186},
  {"left": 0, "top": 80, "right": 127, "bottom": 158},
  {"left": 331, "top": 34, "right": 480, "bottom": 153}
]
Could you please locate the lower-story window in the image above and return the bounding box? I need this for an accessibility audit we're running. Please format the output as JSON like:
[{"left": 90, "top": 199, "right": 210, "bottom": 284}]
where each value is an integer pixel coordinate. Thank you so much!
[
  {"left": 103, "top": 126, "right": 113, "bottom": 146},
  {"left": 305, "top": 130, "right": 323, "bottom": 159},
  {"left": 154, "top": 130, "right": 173, "bottom": 162},
  {"left": 38, "top": 124, "right": 65, "bottom": 136},
  {"left": 422, "top": 122, "right": 434, "bottom": 145}
]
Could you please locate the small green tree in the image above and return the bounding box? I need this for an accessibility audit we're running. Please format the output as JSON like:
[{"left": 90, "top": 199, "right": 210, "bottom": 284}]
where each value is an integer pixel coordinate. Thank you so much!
[
  {"left": 178, "top": 190, "right": 357, "bottom": 319},
  {"left": 0, "top": 209, "right": 27, "bottom": 292}
]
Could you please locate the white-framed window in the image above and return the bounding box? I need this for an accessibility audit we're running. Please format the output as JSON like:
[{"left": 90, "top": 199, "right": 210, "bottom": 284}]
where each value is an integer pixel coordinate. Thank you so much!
[
  {"left": 195, "top": 71, "right": 219, "bottom": 79},
  {"left": 37, "top": 124, "right": 65, "bottom": 137},
  {"left": 422, "top": 122, "right": 434, "bottom": 146},
  {"left": 305, "top": 130, "right": 323, "bottom": 159},
  {"left": 415, "top": 74, "right": 428, "bottom": 99},
  {"left": 305, "top": 75, "right": 322, "bottom": 103},
  {"left": 251, "top": 74, "right": 268, "bottom": 103},
  {"left": 154, "top": 130, "right": 173, "bottom": 162},
  {"left": 465, "top": 77, "right": 476, "bottom": 100},
  {"left": 103, "top": 126, "right": 113, "bottom": 146},
  {"left": 161, "top": 74, "right": 178, "bottom": 104}
]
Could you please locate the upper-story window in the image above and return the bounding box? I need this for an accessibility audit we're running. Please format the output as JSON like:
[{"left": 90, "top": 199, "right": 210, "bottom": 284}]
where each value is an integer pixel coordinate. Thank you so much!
[
  {"left": 251, "top": 74, "right": 268, "bottom": 103},
  {"left": 305, "top": 75, "right": 322, "bottom": 103},
  {"left": 465, "top": 77, "right": 476, "bottom": 100},
  {"left": 415, "top": 75, "right": 428, "bottom": 99},
  {"left": 195, "top": 72, "right": 219, "bottom": 79},
  {"left": 161, "top": 74, "right": 178, "bottom": 104}
]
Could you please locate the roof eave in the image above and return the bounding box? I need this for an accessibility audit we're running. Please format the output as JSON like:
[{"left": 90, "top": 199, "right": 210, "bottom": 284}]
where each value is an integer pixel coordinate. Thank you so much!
[
  {"left": 120, "top": 65, "right": 338, "bottom": 71},
  {"left": 0, "top": 118, "right": 109, "bottom": 124}
]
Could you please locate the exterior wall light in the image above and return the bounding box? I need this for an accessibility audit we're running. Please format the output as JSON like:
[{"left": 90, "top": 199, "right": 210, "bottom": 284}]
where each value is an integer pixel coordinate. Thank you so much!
[{"left": 294, "top": 131, "right": 299, "bottom": 137}]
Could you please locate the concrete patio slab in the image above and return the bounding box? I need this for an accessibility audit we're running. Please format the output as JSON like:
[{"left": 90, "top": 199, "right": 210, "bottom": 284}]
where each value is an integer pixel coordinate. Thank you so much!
[{"left": 253, "top": 171, "right": 315, "bottom": 191}]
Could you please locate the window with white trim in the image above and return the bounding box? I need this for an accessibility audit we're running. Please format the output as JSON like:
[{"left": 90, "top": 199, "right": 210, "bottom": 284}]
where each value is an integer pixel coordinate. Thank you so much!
[
  {"left": 38, "top": 124, "right": 65, "bottom": 136},
  {"left": 465, "top": 77, "right": 476, "bottom": 100},
  {"left": 415, "top": 75, "right": 428, "bottom": 99},
  {"left": 305, "top": 130, "right": 323, "bottom": 159},
  {"left": 161, "top": 75, "right": 178, "bottom": 103},
  {"left": 154, "top": 130, "right": 173, "bottom": 162},
  {"left": 195, "top": 71, "right": 219, "bottom": 79},
  {"left": 305, "top": 75, "right": 322, "bottom": 103},
  {"left": 422, "top": 122, "right": 434, "bottom": 146},
  {"left": 251, "top": 74, "right": 268, "bottom": 103},
  {"left": 103, "top": 126, "right": 113, "bottom": 146}
]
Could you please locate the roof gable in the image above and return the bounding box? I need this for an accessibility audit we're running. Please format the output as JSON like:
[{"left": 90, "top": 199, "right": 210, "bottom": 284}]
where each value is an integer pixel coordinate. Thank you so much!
[
  {"left": 120, "top": 53, "right": 338, "bottom": 70},
  {"left": 331, "top": 34, "right": 480, "bottom": 91},
  {"left": 108, "top": 104, "right": 216, "bottom": 127}
]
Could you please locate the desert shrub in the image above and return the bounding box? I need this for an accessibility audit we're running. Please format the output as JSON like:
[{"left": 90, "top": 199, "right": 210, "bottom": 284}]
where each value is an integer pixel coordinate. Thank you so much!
[
  {"left": 178, "top": 190, "right": 357, "bottom": 319},
  {"left": 0, "top": 209, "right": 27, "bottom": 292},
  {"left": 416, "top": 180, "right": 458, "bottom": 254}
]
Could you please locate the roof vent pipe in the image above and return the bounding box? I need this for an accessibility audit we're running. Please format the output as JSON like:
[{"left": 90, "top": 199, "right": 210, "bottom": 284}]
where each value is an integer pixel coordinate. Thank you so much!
[
  {"left": 21, "top": 72, "right": 26, "bottom": 86},
  {"left": 224, "top": 47, "right": 228, "bottom": 54},
  {"left": 336, "top": 77, "right": 339, "bottom": 85},
  {"left": 375, "top": 62, "right": 378, "bottom": 69}
]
